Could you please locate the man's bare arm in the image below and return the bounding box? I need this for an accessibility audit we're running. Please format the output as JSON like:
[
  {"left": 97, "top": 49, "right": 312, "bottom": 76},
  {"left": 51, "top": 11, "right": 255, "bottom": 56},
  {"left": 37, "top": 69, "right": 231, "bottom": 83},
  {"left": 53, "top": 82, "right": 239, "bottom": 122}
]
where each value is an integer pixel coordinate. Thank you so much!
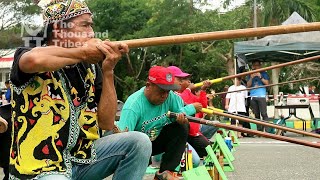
[
  {"left": 96, "top": 41, "right": 129, "bottom": 130},
  {"left": 19, "top": 39, "right": 104, "bottom": 73},
  {"left": 98, "top": 71, "right": 117, "bottom": 130}
]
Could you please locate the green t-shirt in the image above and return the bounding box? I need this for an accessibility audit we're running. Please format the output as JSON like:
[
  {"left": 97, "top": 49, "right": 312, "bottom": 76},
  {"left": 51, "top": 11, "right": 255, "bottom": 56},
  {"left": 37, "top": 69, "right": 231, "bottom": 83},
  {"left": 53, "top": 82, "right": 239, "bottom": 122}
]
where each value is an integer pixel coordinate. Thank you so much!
[{"left": 117, "top": 87, "right": 196, "bottom": 141}]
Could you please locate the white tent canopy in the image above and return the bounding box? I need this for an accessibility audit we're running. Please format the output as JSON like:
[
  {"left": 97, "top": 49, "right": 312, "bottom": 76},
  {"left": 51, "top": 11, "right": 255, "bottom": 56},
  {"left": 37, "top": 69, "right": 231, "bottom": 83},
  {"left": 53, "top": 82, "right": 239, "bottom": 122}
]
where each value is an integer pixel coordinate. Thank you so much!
[{"left": 234, "top": 12, "right": 320, "bottom": 63}]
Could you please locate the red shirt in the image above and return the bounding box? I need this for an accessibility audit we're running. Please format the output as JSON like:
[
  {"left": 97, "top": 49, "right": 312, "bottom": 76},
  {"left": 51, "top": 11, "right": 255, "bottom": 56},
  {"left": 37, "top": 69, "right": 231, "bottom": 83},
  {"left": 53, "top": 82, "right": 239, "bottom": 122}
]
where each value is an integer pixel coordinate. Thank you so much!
[{"left": 177, "top": 88, "right": 207, "bottom": 136}]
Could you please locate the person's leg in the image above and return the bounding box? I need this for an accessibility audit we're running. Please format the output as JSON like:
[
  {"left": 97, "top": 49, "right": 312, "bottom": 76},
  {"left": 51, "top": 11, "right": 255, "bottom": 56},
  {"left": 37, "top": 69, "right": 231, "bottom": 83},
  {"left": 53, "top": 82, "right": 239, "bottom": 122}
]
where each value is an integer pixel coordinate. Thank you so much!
[
  {"left": 151, "top": 144, "right": 201, "bottom": 168},
  {"left": 72, "top": 131, "right": 151, "bottom": 180},
  {"left": 150, "top": 153, "right": 163, "bottom": 168},
  {"left": 187, "top": 135, "right": 210, "bottom": 158},
  {"left": 250, "top": 98, "right": 260, "bottom": 119},
  {"left": 38, "top": 174, "right": 69, "bottom": 180},
  {"left": 258, "top": 98, "right": 268, "bottom": 121},
  {"left": 200, "top": 124, "right": 218, "bottom": 140},
  {"left": 151, "top": 122, "right": 189, "bottom": 173},
  {"left": 230, "top": 118, "right": 236, "bottom": 125},
  {"left": 251, "top": 98, "right": 263, "bottom": 131},
  {"left": 258, "top": 97, "right": 270, "bottom": 132},
  {"left": 238, "top": 112, "right": 251, "bottom": 137},
  {"left": 0, "top": 122, "right": 11, "bottom": 180},
  {"left": 238, "top": 123, "right": 243, "bottom": 138},
  {"left": 3, "top": 166, "right": 9, "bottom": 180}
]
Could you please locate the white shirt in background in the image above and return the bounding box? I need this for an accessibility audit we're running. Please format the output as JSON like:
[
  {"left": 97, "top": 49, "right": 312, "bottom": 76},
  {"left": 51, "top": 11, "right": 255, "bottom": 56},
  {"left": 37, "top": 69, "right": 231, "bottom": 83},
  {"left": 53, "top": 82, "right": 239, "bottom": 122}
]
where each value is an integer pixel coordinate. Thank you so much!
[{"left": 226, "top": 85, "right": 247, "bottom": 113}]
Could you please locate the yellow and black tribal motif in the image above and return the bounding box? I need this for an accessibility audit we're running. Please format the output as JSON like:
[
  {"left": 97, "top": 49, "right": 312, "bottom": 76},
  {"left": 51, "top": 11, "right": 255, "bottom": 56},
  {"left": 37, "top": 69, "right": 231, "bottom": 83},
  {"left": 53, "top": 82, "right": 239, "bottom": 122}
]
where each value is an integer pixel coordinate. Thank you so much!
[{"left": 9, "top": 64, "right": 99, "bottom": 179}]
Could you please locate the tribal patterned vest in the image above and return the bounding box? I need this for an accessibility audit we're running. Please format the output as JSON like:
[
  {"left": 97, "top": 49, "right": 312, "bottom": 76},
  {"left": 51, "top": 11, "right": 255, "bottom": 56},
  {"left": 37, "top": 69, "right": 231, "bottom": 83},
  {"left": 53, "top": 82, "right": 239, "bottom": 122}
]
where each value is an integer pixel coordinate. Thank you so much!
[{"left": 9, "top": 64, "right": 100, "bottom": 179}]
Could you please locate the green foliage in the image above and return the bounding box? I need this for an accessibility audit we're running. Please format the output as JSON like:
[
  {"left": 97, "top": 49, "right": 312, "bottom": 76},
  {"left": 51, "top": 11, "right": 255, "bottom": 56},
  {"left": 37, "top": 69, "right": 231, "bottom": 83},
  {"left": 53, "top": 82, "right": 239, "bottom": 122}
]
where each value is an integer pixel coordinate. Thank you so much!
[
  {"left": 257, "top": 0, "right": 316, "bottom": 25},
  {"left": 87, "top": 0, "right": 255, "bottom": 101},
  {"left": 88, "top": 0, "right": 152, "bottom": 40},
  {"left": 306, "top": 0, "right": 320, "bottom": 21},
  {"left": 0, "top": 0, "right": 40, "bottom": 30},
  {"left": 0, "top": 26, "right": 23, "bottom": 49},
  {"left": 224, "top": 0, "right": 316, "bottom": 26}
]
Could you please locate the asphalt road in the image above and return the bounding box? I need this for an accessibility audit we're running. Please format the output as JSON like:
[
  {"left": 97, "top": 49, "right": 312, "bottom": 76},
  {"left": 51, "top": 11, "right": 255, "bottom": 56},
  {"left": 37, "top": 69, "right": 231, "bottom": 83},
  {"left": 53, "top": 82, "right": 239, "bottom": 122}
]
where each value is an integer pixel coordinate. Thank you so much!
[
  {"left": 1, "top": 133, "right": 319, "bottom": 180},
  {"left": 226, "top": 134, "right": 320, "bottom": 180}
]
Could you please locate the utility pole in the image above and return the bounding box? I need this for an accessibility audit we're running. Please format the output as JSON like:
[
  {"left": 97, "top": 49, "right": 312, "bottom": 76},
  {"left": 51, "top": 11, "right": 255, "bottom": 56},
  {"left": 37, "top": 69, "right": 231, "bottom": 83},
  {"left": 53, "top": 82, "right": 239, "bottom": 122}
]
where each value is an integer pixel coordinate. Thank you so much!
[{"left": 253, "top": 0, "right": 257, "bottom": 40}]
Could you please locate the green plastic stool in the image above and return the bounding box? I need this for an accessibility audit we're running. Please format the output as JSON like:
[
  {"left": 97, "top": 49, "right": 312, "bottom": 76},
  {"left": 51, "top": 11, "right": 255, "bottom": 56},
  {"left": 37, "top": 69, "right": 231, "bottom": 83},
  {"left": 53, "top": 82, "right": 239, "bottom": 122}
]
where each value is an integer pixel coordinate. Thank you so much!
[
  {"left": 250, "top": 123, "right": 257, "bottom": 130},
  {"left": 182, "top": 166, "right": 212, "bottom": 180}
]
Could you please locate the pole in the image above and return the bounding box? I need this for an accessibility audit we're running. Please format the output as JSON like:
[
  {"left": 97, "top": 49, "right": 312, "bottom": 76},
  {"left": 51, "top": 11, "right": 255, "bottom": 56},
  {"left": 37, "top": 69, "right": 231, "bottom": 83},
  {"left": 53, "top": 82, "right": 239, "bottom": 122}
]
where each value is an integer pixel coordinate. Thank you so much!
[
  {"left": 194, "top": 55, "right": 320, "bottom": 87},
  {"left": 253, "top": 0, "right": 257, "bottom": 40},
  {"left": 213, "top": 76, "right": 319, "bottom": 95},
  {"left": 201, "top": 108, "right": 320, "bottom": 139},
  {"left": 117, "top": 22, "right": 320, "bottom": 48},
  {"left": 167, "top": 111, "right": 320, "bottom": 149}
]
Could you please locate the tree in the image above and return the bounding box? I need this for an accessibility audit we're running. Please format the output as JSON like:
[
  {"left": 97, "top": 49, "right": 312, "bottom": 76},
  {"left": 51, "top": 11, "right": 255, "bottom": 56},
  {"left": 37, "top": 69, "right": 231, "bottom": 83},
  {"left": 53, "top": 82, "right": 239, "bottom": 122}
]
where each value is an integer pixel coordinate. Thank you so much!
[
  {"left": 89, "top": 0, "right": 319, "bottom": 104},
  {"left": 89, "top": 0, "right": 252, "bottom": 104},
  {"left": 257, "top": 0, "right": 315, "bottom": 26},
  {"left": 223, "top": 0, "right": 316, "bottom": 26},
  {"left": 308, "top": 0, "right": 320, "bottom": 21},
  {"left": 0, "top": 0, "right": 40, "bottom": 30},
  {"left": 88, "top": 0, "right": 153, "bottom": 100},
  {"left": 0, "top": 0, "right": 40, "bottom": 50},
  {"left": 0, "top": 26, "right": 23, "bottom": 49}
]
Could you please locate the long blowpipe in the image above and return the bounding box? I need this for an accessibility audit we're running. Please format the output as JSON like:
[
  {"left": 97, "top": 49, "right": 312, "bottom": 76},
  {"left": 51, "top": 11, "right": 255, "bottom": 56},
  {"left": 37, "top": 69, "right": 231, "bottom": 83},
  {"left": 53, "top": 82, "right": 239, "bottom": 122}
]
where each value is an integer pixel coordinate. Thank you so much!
[
  {"left": 201, "top": 108, "right": 320, "bottom": 139},
  {"left": 117, "top": 23, "right": 320, "bottom": 48},
  {"left": 167, "top": 111, "right": 320, "bottom": 149},
  {"left": 194, "top": 55, "right": 320, "bottom": 87},
  {"left": 213, "top": 76, "right": 320, "bottom": 95}
]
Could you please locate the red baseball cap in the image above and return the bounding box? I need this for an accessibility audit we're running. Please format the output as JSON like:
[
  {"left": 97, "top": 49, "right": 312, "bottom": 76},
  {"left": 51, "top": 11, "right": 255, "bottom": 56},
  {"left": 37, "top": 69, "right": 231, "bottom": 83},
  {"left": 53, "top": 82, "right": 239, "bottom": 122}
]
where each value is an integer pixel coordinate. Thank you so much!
[
  {"left": 167, "top": 66, "right": 191, "bottom": 78},
  {"left": 148, "top": 66, "right": 180, "bottom": 91}
]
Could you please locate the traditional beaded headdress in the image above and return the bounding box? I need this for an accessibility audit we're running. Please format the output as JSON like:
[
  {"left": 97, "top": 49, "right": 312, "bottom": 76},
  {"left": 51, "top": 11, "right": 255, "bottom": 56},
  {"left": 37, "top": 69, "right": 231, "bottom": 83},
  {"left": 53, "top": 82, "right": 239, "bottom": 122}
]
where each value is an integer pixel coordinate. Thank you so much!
[{"left": 36, "top": 0, "right": 92, "bottom": 24}]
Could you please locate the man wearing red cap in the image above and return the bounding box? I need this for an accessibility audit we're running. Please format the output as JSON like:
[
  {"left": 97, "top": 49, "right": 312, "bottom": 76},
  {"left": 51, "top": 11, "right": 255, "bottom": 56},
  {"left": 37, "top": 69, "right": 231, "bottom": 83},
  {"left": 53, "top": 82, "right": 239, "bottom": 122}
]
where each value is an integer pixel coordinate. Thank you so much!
[
  {"left": 168, "top": 66, "right": 217, "bottom": 159},
  {"left": 117, "top": 66, "right": 202, "bottom": 180}
]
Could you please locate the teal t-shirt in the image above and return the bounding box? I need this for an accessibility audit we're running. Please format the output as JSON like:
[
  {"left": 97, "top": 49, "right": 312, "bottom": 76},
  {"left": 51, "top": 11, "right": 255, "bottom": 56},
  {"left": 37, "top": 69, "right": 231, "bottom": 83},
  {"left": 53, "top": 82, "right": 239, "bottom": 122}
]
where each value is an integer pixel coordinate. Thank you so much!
[{"left": 117, "top": 87, "right": 196, "bottom": 141}]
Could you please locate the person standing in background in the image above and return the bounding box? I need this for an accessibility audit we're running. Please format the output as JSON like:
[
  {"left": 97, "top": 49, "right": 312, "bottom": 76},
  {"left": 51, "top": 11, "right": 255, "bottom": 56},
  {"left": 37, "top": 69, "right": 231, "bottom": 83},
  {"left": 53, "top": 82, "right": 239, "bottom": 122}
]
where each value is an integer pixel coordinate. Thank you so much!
[
  {"left": 247, "top": 60, "right": 270, "bottom": 132},
  {"left": 310, "top": 85, "right": 318, "bottom": 94},
  {"left": 225, "top": 77, "right": 248, "bottom": 138},
  {"left": 3, "top": 80, "right": 11, "bottom": 104}
]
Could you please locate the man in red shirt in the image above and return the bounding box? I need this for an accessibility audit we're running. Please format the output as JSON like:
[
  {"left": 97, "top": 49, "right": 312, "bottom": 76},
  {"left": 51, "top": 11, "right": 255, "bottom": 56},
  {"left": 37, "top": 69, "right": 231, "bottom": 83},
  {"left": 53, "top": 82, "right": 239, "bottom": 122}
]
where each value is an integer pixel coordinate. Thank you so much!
[{"left": 168, "top": 66, "right": 215, "bottom": 158}]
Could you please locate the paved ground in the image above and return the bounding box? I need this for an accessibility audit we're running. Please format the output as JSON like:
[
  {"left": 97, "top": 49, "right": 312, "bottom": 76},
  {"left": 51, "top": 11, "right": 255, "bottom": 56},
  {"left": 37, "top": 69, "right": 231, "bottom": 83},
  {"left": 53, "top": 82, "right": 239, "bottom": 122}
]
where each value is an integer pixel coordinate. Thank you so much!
[
  {"left": 226, "top": 134, "right": 320, "bottom": 180},
  {"left": 2, "top": 132, "right": 320, "bottom": 180}
]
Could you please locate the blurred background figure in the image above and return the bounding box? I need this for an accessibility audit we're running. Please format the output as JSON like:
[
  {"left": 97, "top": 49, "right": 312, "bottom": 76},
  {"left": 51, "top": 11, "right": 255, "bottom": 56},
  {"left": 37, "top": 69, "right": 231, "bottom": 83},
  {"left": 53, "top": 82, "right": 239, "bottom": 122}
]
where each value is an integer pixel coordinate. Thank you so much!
[
  {"left": 309, "top": 85, "right": 318, "bottom": 94},
  {"left": 2, "top": 80, "right": 11, "bottom": 105}
]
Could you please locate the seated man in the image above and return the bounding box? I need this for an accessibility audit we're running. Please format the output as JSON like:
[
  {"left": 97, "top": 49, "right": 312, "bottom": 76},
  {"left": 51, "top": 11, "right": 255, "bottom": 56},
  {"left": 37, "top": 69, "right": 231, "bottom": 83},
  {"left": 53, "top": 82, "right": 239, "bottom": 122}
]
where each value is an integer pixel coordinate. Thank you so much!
[
  {"left": 168, "top": 66, "right": 216, "bottom": 159},
  {"left": 9, "top": 1, "right": 151, "bottom": 179},
  {"left": 117, "top": 66, "right": 202, "bottom": 180}
]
